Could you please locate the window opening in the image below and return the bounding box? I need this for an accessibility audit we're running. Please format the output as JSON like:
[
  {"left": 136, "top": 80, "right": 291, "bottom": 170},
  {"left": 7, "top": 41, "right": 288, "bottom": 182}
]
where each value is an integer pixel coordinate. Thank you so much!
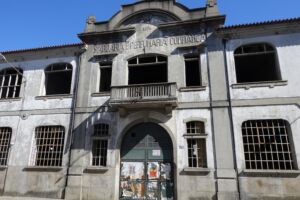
[
  {"left": 0, "top": 68, "right": 23, "bottom": 99},
  {"left": 92, "top": 123, "right": 109, "bottom": 167},
  {"left": 185, "top": 55, "right": 201, "bottom": 87},
  {"left": 128, "top": 55, "right": 167, "bottom": 85},
  {"left": 185, "top": 121, "right": 207, "bottom": 168},
  {"left": 45, "top": 63, "right": 72, "bottom": 95},
  {"left": 33, "top": 126, "right": 65, "bottom": 167},
  {"left": 242, "top": 119, "right": 295, "bottom": 170},
  {"left": 99, "top": 62, "right": 112, "bottom": 92},
  {"left": 0, "top": 127, "right": 12, "bottom": 166},
  {"left": 234, "top": 43, "right": 281, "bottom": 83}
]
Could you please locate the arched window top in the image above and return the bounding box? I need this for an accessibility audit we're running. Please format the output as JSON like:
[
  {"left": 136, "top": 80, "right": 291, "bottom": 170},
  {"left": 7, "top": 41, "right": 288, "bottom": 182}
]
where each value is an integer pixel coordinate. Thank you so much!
[
  {"left": 45, "top": 63, "right": 72, "bottom": 72},
  {"left": 128, "top": 54, "right": 167, "bottom": 65},
  {"left": 186, "top": 121, "right": 205, "bottom": 135},
  {"left": 234, "top": 43, "right": 275, "bottom": 55}
]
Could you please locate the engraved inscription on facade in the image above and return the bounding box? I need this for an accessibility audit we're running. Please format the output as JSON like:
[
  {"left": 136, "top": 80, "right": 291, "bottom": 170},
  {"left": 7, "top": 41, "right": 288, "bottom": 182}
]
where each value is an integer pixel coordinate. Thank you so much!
[{"left": 94, "top": 34, "right": 206, "bottom": 54}]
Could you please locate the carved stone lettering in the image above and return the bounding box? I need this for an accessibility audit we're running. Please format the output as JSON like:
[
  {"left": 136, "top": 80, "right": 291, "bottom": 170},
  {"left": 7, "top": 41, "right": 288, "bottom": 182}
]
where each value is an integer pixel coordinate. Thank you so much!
[{"left": 94, "top": 34, "right": 205, "bottom": 54}]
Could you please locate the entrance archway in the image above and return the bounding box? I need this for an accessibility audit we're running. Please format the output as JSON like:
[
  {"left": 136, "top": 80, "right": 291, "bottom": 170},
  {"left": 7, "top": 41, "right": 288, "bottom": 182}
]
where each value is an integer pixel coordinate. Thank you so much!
[{"left": 120, "top": 122, "right": 174, "bottom": 200}]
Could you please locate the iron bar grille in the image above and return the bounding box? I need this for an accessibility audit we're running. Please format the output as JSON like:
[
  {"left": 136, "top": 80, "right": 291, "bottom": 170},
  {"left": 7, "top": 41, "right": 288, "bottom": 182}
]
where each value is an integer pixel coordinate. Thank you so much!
[
  {"left": 242, "top": 119, "right": 295, "bottom": 170},
  {"left": 92, "top": 123, "right": 109, "bottom": 167},
  {"left": 94, "top": 123, "right": 109, "bottom": 137},
  {"left": 34, "top": 126, "right": 65, "bottom": 167},
  {"left": 0, "top": 127, "right": 12, "bottom": 166},
  {"left": 186, "top": 121, "right": 207, "bottom": 168},
  {"left": 0, "top": 68, "right": 23, "bottom": 99},
  {"left": 92, "top": 140, "right": 108, "bottom": 167}
]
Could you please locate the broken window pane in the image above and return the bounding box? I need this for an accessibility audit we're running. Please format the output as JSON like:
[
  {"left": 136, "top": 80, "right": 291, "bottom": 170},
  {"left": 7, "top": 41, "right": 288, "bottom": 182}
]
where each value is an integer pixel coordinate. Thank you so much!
[
  {"left": 0, "top": 68, "right": 23, "bottom": 99},
  {"left": 242, "top": 119, "right": 295, "bottom": 170},
  {"left": 45, "top": 63, "right": 72, "bottom": 95},
  {"left": 234, "top": 43, "right": 281, "bottom": 83},
  {"left": 128, "top": 55, "right": 167, "bottom": 85},
  {"left": 185, "top": 55, "right": 201, "bottom": 87},
  {"left": 92, "top": 123, "right": 109, "bottom": 167},
  {"left": 186, "top": 121, "right": 207, "bottom": 168}
]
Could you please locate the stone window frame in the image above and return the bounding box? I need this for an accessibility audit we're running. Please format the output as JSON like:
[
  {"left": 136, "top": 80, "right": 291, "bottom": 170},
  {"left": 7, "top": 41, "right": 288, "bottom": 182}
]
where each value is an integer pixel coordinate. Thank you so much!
[
  {"left": 0, "top": 127, "right": 12, "bottom": 167},
  {"left": 241, "top": 119, "right": 298, "bottom": 171},
  {"left": 0, "top": 67, "right": 23, "bottom": 99},
  {"left": 29, "top": 125, "right": 66, "bottom": 168},
  {"left": 183, "top": 120, "right": 208, "bottom": 169}
]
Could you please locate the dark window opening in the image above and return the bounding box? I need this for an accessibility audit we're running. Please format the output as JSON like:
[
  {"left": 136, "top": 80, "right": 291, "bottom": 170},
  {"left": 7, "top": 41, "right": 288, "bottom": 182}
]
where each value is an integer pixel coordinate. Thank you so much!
[
  {"left": 234, "top": 43, "right": 281, "bottom": 83},
  {"left": 99, "top": 62, "right": 112, "bottom": 92},
  {"left": 45, "top": 63, "right": 72, "bottom": 95},
  {"left": 185, "top": 55, "right": 201, "bottom": 87},
  {"left": 128, "top": 55, "right": 167, "bottom": 85},
  {"left": 0, "top": 68, "right": 23, "bottom": 99},
  {"left": 242, "top": 119, "right": 296, "bottom": 170}
]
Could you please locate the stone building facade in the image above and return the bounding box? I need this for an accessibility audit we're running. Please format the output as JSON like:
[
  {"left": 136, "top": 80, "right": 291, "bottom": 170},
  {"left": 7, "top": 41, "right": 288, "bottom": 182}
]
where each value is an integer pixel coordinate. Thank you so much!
[{"left": 0, "top": 0, "right": 300, "bottom": 199}]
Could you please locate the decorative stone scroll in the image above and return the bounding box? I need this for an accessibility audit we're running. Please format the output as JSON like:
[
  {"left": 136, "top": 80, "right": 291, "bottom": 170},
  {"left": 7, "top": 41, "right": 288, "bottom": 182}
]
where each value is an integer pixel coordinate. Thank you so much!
[{"left": 94, "top": 34, "right": 206, "bottom": 54}]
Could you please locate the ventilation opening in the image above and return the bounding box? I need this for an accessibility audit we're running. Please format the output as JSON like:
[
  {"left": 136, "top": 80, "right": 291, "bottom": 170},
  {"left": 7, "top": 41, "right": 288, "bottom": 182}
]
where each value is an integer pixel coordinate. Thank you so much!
[
  {"left": 45, "top": 63, "right": 72, "bottom": 95},
  {"left": 234, "top": 43, "right": 281, "bottom": 83},
  {"left": 128, "top": 55, "right": 167, "bottom": 85},
  {"left": 185, "top": 55, "right": 201, "bottom": 87}
]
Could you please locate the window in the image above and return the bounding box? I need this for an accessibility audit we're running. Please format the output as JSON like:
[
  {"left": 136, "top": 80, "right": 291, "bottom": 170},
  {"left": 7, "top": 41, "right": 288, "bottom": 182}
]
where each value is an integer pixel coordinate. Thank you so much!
[
  {"left": 0, "top": 127, "right": 12, "bottom": 166},
  {"left": 234, "top": 43, "right": 281, "bottom": 83},
  {"left": 242, "top": 119, "right": 296, "bottom": 170},
  {"left": 91, "top": 123, "right": 109, "bottom": 167},
  {"left": 99, "top": 61, "right": 112, "bottom": 92},
  {"left": 32, "top": 126, "right": 65, "bottom": 167},
  {"left": 185, "top": 121, "right": 207, "bottom": 168},
  {"left": 0, "top": 68, "right": 23, "bottom": 99},
  {"left": 128, "top": 55, "right": 167, "bottom": 85},
  {"left": 185, "top": 55, "right": 201, "bottom": 87},
  {"left": 45, "top": 63, "right": 72, "bottom": 95}
]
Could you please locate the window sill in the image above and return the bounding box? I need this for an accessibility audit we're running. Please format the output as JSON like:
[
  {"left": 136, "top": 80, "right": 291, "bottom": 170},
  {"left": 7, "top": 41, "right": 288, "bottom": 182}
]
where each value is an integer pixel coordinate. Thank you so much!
[
  {"left": 35, "top": 94, "right": 73, "bottom": 100},
  {"left": 240, "top": 170, "right": 300, "bottom": 177},
  {"left": 182, "top": 168, "right": 211, "bottom": 175},
  {"left": 0, "top": 166, "right": 7, "bottom": 170},
  {"left": 179, "top": 86, "right": 207, "bottom": 92},
  {"left": 91, "top": 92, "right": 111, "bottom": 97},
  {"left": 183, "top": 133, "right": 208, "bottom": 139},
  {"left": 232, "top": 80, "right": 288, "bottom": 90},
  {"left": 0, "top": 97, "right": 22, "bottom": 103},
  {"left": 23, "top": 166, "right": 63, "bottom": 172},
  {"left": 84, "top": 166, "right": 109, "bottom": 173}
]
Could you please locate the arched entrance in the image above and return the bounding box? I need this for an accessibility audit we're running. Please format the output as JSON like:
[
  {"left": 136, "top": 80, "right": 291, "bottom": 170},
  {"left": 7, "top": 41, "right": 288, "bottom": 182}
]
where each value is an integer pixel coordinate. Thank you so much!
[{"left": 120, "top": 122, "right": 174, "bottom": 200}]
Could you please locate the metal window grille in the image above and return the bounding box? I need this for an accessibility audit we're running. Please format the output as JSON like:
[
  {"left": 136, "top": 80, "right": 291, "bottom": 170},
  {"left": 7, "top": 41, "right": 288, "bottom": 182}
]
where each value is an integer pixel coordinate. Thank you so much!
[
  {"left": 186, "top": 121, "right": 207, "bottom": 168},
  {"left": 94, "top": 123, "right": 109, "bottom": 137},
  {"left": 0, "top": 68, "right": 23, "bottom": 99},
  {"left": 34, "top": 126, "right": 65, "bottom": 167},
  {"left": 92, "top": 123, "right": 109, "bottom": 167},
  {"left": 0, "top": 127, "right": 12, "bottom": 166},
  {"left": 92, "top": 140, "right": 108, "bottom": 166},
  {"left": 242, "top": 119, "right": 295, "bottom": 170}
]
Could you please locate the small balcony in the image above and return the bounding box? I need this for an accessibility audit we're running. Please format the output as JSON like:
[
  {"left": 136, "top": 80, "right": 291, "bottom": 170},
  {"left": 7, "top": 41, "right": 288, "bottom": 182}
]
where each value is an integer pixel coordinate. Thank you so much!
[{"left": 110, "top": 82, "right": 177, "bottom": 109}]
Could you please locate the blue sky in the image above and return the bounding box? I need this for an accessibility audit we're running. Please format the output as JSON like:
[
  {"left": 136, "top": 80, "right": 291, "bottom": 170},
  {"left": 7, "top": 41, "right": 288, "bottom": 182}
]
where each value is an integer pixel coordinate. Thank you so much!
[{"left": 0, "top": 0, "right": 299, "bottom": 52}]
